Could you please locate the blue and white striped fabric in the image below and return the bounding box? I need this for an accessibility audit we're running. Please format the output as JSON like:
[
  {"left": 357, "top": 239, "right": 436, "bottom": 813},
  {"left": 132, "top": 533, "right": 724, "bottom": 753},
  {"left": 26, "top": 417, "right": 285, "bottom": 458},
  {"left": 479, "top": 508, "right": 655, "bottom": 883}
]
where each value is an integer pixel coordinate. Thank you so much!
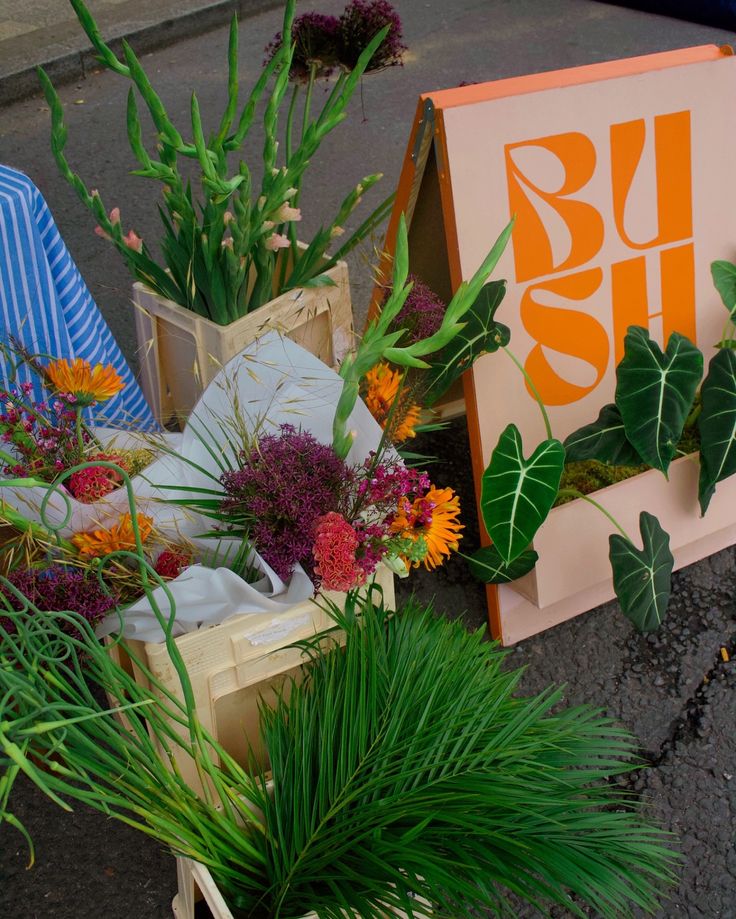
[{"left": 0, "top": 164, "right": 157, "bottom": 429}]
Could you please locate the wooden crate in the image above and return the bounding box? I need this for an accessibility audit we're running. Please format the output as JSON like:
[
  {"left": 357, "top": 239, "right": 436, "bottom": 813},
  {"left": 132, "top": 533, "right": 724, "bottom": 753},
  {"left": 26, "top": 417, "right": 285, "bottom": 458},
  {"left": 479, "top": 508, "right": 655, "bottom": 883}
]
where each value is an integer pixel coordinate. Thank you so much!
[
  {"left": 133, "top": 257, "right": 353, "bottom": 425},
  {"left": 108, "top": 566, "right": 394, "bottom": 793},
  {"left": 172, "top": 855, "right": 430, "bottom": 919}
]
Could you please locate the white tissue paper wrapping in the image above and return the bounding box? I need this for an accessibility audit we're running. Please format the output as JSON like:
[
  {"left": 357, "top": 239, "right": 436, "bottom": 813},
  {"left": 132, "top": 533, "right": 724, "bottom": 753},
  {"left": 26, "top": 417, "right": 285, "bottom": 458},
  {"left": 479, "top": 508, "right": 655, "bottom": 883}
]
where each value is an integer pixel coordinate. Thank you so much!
[
  {"left": 0, "top": 427, "right": 189, "bottom": 536},
  {"left": 97, "top": 332, "right": 387, "bottom": 642}
]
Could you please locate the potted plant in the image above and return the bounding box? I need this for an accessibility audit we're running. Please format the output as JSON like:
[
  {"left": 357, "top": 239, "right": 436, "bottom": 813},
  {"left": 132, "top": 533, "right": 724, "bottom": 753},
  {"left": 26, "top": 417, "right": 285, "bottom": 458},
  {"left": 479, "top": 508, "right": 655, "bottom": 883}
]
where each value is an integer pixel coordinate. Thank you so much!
[
  {"left": 465, "top": 260, "right": 736, "bottom": 639},
  {"left": 39, "top": 0, "right": 407, "bottom": 424},
  {"left": 0, "top": 576, "right": 678, "bottom": 917}
]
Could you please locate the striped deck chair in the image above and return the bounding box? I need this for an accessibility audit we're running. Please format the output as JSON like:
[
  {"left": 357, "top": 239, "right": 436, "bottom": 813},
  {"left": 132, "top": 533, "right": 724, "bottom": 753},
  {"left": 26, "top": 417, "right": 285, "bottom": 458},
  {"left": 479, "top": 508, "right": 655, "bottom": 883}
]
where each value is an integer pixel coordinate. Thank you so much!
[{"left": 0, "top": 163, "right": 157, "bottom": 430}]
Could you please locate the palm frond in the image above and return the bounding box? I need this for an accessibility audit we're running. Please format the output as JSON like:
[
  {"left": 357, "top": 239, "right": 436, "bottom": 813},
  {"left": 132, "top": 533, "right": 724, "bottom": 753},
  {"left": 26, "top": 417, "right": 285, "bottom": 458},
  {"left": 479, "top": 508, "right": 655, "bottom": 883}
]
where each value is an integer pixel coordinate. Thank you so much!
[{"left": 211, "top": 592, "right": 678, "bottom": 918}]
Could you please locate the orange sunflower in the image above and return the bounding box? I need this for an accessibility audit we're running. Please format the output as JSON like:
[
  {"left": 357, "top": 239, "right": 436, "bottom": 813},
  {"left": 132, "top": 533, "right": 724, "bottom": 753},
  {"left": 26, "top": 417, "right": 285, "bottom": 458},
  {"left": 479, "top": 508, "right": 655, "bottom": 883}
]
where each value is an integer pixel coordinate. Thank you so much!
[
  {"left": 72, "top": 512, "right": 153, "bottom": 559},
  {"left": 46, "top": 357, "right": 125, "bottom": 405},
  {"left": 363, "top": 362, "right": 421, "bottom": 442},
  {"left": 391, "top": 485, "right": 463, "bottom": 569}
]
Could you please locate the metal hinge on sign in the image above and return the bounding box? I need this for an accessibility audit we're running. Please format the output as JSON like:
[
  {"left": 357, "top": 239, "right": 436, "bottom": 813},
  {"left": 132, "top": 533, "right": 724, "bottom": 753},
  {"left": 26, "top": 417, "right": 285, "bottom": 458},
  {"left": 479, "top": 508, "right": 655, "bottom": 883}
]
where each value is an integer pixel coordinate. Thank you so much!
[{"left": 411, "top": 97, "right": 436, "bottom": 164}]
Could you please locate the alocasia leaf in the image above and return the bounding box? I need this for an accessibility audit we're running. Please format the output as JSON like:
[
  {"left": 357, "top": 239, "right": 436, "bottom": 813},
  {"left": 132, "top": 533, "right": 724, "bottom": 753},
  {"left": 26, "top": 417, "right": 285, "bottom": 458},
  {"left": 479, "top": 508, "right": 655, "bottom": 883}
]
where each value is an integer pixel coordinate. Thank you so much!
[
  {"left": 423, "top": 281, "right": 509, "bottom": 406},
  {"left": 711, "top": 260, "right": 736, "bottom": 321},
  {"left": 698, "top": 348, "right": 736, "bottom": 514},
  {"left": 563, "top": 403, "right": 644, "bottom": 466},
  {"left": 480, "top": 424, "right": 565, "bottom": 564},
  {"left": 466, "top": 544, "right": 538, "bottom": 584},
  {"left": 609, "top": 512, "right": 673, "bottom": 632},
  {"left": 616, "top": 326, "right": 702, "bottom": 476}
]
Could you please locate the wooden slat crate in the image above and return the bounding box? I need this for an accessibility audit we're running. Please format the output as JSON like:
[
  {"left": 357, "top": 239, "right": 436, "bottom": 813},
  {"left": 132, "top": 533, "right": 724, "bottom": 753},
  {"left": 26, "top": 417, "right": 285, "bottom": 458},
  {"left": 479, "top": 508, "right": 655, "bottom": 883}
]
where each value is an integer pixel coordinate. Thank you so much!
[
  {"left": 133, "top": 256, "right": 353, "bottom": 425},
  {"left": 107, "top": 566, "right": 394, "bottom": 793}
]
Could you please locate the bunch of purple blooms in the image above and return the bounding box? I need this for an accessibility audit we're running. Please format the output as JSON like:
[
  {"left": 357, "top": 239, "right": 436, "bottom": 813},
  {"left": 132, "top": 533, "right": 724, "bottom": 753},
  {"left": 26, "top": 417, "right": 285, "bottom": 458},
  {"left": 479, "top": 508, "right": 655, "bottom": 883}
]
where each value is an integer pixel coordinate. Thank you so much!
[
  {"left": 0, "top": 565, "right": 118, "bottom": 636},
  {"left": 389, "top": 274, "right": 447, "bottom": 345},
  {"left": 220, "top": 425, "right": 352, "bottom": 581},
  {"left": 217, "top": 425, "right": 429, "bottom": 587},
  {"left": 265, "top": 1, "right": 406, "bottom": 80}
]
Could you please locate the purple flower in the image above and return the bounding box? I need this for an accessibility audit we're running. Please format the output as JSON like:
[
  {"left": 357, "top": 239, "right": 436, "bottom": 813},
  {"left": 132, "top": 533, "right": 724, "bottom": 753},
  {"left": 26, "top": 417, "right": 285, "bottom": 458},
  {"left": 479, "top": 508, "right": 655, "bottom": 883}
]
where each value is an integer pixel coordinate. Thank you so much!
[
  {"left": 1, "top": 566, "right": 118, "bottom": 637},
  {"left": 337, "top": 0, "right": 407, "bottom": 72},
  {"left": 388, "top": 274, "right": 446, "bottom": 344},
  {"left": 220, "top": 425, "right": 351, "bottom": 581},
  {"left": 265, "top": 12, "right": 341, "bottom": 82}
]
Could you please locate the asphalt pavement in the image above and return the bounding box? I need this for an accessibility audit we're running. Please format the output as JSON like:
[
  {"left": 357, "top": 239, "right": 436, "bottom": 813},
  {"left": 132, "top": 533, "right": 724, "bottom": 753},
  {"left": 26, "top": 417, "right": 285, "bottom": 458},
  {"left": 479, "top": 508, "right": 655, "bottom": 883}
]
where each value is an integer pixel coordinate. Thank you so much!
[{"left": 0, "top": 1, "right": 735, "bottom": 916}]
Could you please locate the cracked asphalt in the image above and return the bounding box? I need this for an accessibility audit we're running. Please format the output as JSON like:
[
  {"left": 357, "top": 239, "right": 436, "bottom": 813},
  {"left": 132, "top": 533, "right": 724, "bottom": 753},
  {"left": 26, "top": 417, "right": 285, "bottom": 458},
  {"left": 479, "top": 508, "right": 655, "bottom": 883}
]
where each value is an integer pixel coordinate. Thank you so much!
[{"left": 1, "top": 0, "right": 735, "bottom": 915}]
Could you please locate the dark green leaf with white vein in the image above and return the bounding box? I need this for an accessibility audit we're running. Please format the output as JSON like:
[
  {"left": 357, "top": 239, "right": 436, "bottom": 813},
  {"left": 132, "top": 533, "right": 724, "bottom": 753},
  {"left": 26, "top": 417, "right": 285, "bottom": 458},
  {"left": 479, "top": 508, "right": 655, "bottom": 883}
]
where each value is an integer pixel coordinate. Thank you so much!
[
  {"left": 615, "top": 326, "right": 702, "bottom": 476},
  {"left": 711, "top": 260, "right": 736, "bottom": 321},
  {"left": 563, "top": 403, "right": 644, "bottom": 466},
  {"left": 423, "top": 281, "right": 509, "bottom": 406},
  {"left": 466, "top": 544, "right": 539, "bottom": 583},
  {"left": 480, "top": 425, "right": 565, "bottom": 564},
  {"left": 698, "top": 348, "right": 736, "bottom": 514},
  {"left": 609, "top": 512, "right": 673, "bottom": 632}
]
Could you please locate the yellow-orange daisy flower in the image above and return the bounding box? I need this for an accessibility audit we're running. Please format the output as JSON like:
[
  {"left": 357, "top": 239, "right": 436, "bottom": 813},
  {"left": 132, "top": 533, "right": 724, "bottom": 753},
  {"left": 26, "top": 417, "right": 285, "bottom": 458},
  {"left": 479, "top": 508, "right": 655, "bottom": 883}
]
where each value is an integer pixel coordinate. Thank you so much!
[
  {"left": 46, "top": 357, "right": 125, "bottom": 405},
  {"left": 391, "top": 485, "right": 463, "bottom": 569},
  {"left": 363, "top": 362, "right": 421, "bottom": 442},
  {"left": 72, "top": 512, "right": 153, "bottom": 559}
]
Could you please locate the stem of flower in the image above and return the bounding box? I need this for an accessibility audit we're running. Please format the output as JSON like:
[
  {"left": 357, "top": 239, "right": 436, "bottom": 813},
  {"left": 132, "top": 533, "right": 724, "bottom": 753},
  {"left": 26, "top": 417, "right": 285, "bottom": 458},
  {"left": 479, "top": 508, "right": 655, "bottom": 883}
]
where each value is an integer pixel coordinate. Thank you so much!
[
  {"left": 502, "top": 346, "right": 552, "bottom": 440},
  {"left": 556, "top": 487, "right": 630, "bottom": 540},
  {"left": 74, "top": 407, "right": 85, "bottom": 457}
]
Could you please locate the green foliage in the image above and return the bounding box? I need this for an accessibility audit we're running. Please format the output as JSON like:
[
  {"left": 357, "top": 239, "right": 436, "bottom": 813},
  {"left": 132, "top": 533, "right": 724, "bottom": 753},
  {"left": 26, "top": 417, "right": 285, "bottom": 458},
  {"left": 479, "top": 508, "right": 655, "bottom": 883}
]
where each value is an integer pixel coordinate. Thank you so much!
[
  {"left": 422, "top": 280, "right": 509, "bottom": 406},
  {"left": 38, "top": 0, "right": 394, "bottom": 324},
  {"left": 332, "top": 215, "right": 512, "bottom": 458},
  {"left": 237, "top": 594, "right": 676, "bottom": 918},
  {"left": 698, "top": 347, "right": 736, "bottom": 514},
  {"left": 1, "top": 582, "right": 678, "bottom": 918},
  {"left": 711, "top": 259, "right": 736, "bottom": 321},
  {"left": 480, "top": 424, "right": 565, "bottom": 564},
  {"left": 609, "top": 511, "right": 674, "bottom": 632},
  {"left": 615, "top": 327, "right": 702, "bottom": 476},
  {"left": 464, "top": 544, "right": 538, "bottom": 583},
  {"left": 563, "top": 402, "right": 644, "bottom": 467}
]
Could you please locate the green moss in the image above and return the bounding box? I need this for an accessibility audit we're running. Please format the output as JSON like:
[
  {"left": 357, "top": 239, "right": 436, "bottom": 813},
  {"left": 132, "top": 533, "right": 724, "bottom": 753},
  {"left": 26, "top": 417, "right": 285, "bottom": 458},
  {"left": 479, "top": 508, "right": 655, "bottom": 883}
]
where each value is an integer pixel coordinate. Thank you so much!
[{"left": 555, "top": 412, "right": 702, "bottom": 506}]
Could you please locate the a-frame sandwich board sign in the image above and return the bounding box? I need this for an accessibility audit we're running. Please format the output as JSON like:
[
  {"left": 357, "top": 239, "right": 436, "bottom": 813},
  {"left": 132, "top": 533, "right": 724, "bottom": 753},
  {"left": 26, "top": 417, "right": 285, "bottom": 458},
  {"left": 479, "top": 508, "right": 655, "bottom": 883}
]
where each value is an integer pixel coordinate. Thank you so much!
[{"left": 381, "top": 44, "right": 736, "bottom": 645}]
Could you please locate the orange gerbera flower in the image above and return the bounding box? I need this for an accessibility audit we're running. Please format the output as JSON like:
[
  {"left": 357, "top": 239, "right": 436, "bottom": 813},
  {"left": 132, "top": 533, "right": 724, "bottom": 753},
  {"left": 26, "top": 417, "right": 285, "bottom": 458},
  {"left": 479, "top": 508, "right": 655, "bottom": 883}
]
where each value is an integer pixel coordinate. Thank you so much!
[
  {"left": 363, "top": 362, "right": 421, "bottom": 442},
  {"left": 72, "top": 512, "right": 153, "bottom": 559},
  {"left": 391, "top": 485, "right": 463, "bottom": 569},
  {"left": 46, "top": 357, "right": 125, "bottom": 405}
]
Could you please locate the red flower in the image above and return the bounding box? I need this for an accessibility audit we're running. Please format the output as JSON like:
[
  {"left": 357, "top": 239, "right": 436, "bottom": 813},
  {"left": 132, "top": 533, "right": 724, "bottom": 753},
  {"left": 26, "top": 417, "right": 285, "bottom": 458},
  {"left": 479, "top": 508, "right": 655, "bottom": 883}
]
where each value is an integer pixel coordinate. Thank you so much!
[{"left": 313, "top": 512, "right": 366, "bottom": 592}]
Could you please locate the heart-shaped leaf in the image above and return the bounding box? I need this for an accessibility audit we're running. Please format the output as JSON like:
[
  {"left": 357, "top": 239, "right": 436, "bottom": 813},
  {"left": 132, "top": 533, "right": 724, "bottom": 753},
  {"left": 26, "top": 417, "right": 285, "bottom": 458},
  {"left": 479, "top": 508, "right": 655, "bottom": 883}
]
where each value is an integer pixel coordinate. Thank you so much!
[
  {"left": 480, "top": 424, "right": 565, "bottom": 564},
  {"left": 711, "top": 260, "right": 736, "bottom": 321},
  {"left": 698, "top": 348, "right": 736, "bottom": 514},
  {"left": 609, "top": 512, "right": 673, "bottom": 632},
  {"left": 466, "top": 544, "right": 539, "bottom": 584},
  {"left": 423, "top": 281, "right": 509, "bottom": 406},
  {"left": 563, "top": 403, "right": 644, "bottom": 466},
  {"left": 616, "top": 326, "right": 702, "bottom": 476}
]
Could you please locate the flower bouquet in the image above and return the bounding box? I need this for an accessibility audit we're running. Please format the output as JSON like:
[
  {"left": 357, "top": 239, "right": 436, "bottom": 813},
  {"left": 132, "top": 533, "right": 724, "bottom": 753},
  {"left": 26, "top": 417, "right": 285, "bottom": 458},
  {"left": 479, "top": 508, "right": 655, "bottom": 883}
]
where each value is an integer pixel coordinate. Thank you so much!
[
  {"left": 0, "top": 351, "right": 183, "bottom": 534},
  {"left": 39, "top": 0, "right": 408, "bottom": 420}
]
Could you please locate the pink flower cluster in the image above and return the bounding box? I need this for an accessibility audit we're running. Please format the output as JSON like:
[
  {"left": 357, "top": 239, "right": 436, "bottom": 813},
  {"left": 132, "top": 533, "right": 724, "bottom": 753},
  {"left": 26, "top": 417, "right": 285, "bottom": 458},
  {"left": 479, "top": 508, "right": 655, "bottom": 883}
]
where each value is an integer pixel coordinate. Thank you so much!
[
  {"left": 1, "top": 387, "right": 88, "bottom": 481},
  {"left": 67, "top": 457, "right": 125, "bottom": 503}
]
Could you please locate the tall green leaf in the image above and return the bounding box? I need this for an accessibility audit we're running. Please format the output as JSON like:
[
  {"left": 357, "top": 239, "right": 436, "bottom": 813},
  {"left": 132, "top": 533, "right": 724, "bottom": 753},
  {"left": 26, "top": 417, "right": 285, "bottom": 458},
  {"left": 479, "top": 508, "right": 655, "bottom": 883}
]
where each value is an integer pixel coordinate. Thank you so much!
[
  {"left": 423, "top": 281, "right": 509, "bottom": 405},
  {"left": 698, "top": 348, "right": 736, "bottom": 514},
  {"left": 609, "top": 512, "right": 673, "bottom": 632},
  {"left": 563, "top": 403, "right": 644, "bottom": 466},
  {"left": 711, "top": 260, "right": 736, "bottom": 321},
  {"left": 615, "top": 326, "right": 702, "bottom": 476},
  {"left": 480, "top": 425, "right": 565, "bottom": 564},
  {"left": 466, "top": 544, "right": 538, "bottom": 584}
]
